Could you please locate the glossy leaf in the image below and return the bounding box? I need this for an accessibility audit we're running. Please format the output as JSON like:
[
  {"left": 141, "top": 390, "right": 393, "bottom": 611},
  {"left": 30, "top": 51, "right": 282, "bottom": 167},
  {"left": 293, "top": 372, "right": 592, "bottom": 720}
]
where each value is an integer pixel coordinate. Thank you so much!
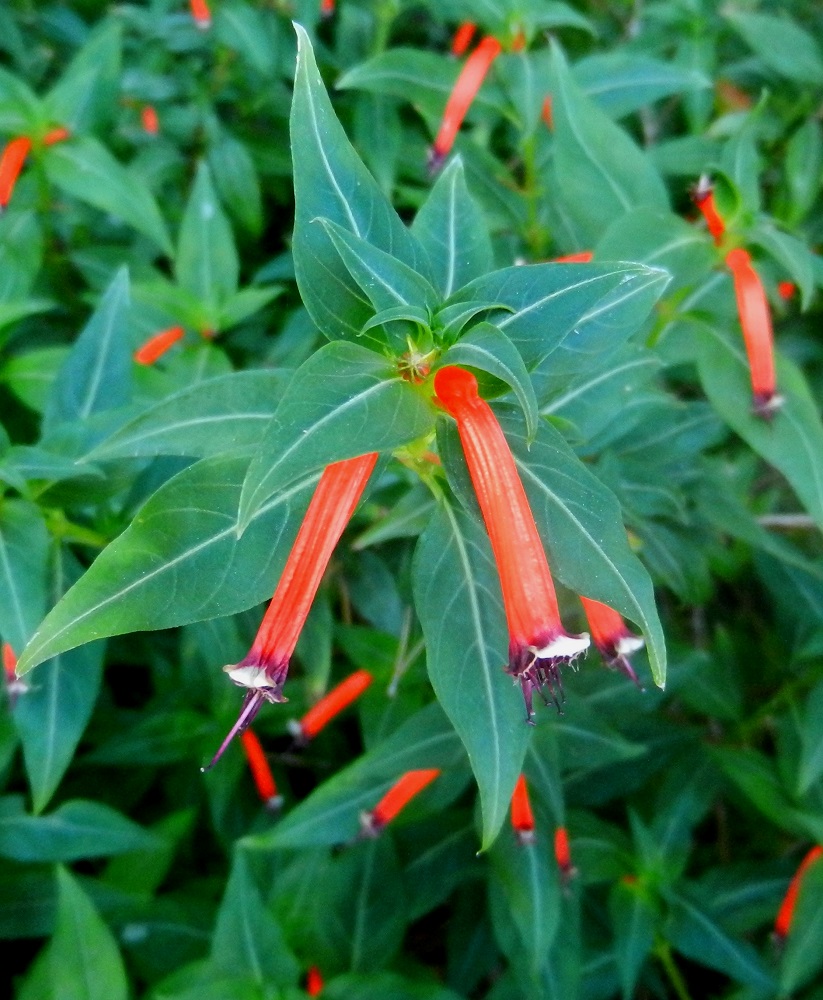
[
  {"left": 609, "top": 880, "right": 655, "bottom": 999},
  {"left": 413, "top": 497, "right": 531, "bottom": 849},
  {"left": 42, "top": 19, "right": 121, "bottom": 133},
  {"left": 798, "top": 679, "right": 823, "bottom": 795},
  {"left": 0, "top": 499, "right": 50, "bottom": 652},
  {"left": 725, "top": 9, "right": 823, "bottom": 85}
]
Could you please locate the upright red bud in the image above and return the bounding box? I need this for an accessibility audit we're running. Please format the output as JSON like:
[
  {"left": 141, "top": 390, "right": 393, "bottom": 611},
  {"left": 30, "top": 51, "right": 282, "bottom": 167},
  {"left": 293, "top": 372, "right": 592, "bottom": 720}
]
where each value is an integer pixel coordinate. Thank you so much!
[
  {"left": 510, "top": 773, "right": 535, "bottom": 844},
  {"left": 554, "top": 826, "right": 574, "bottom": 880},
  {"left": 2, "top": 642, "right": 28, "bottom": 706},
  {"left": 429, "top": 36, "right": 502, "bottom": 172},
  {"left": 320, "top": 0, "right": 335, "bottom": 16},
  {"left": 306, "top": 966, "right": 324, "bottom": 996},
  {"left": 434, "top": 366, "right": 589, "bottom": 721},
  {"left": 774, "top": 846, "right": 823, "bottom": 941},
  {"left": 580, "top": 597, "right": 643, "bottom": 687},
  {"left": 541, "top": 96, "right": 553, "bottom": 130},
  {"left": 777, "top": 281, "right": 796, "bottom": 301},
  {"left": 725, "top": 248, "right": 782, "bottom": 418},
  {"left": 141, "top": 106, "right": 160, "bottom": 136},
  {"left": 290, "top": 668, "right": 373, "bottom": 742},
  {"left": 205, "top": 453, "right": 378, "bottom": 768},
  {"left": 134, "top": 325, "right": 185, "bottom": 365},
  {"left": 361, "top": 769, "right": 441, "bottom": 835},
  {"left": 189, "top": 0, "right": 211, "bottom": 29},
  {"left": 0, "top": 137, "right": 32, "bottom": 210},
  {"left": 240, "top": 728, "right": 282, "bottom": 809},
  {"left": 450, "top": 22, "right": 477, "bottom": 57}
]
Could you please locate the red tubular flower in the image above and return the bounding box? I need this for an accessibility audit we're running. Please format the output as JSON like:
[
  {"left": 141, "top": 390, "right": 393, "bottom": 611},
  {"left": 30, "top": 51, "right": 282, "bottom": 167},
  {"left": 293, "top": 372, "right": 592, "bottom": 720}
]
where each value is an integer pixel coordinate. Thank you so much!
[
  {"left": 541, "top": 96, "right": 553, "bottom": 130},
  {"left": 2, "top": 642, "right": 28, "bottom": 706},
  {"left": 42, "top": 127, "right": 70, "bottom": 147},
  {"left": 290, "top": 668, "right": 373, "bottom": 742},
  {"left": 306, "top": 966, "right": 324, "bottom": 996},
  {"left": 361, "top": 769, "right": 441, "bottom": 835},
  {"left": 205, "top": 453, "right": 378, "bottom": 768},
  {"left": 510, "top": 773, "right": 535, "bottom": 844},
  {"left": 725, "top": 248, "right": 781, "bottom": 418},
  {"left": 134, "top": 325, "right": 185, "bottom": 365},
  {"left": 553, "top": 250, "right": 593, "bottom": 263},
  {"left": 554, "top": 826, "right": 574, "bottom": 879},
  {"left": 189, "top": 0, "right": 211, "bottom": 29},
  {"left": 433, "top": 365, "right": 589, "bottom": 721},
  {"left": 692, "top": 178, "right": 725, "bottom": 245},
  {"left": 580, "top": 597, "right": 643, "bottom": 686},
  {"left": 774, "top": 845, "right": 823, "bottom": 941},
  {"left": 778, "top": 281, "right": 796, "bottom": 301},
  {"left": 450, "top": 21, "right": 477, "bottom": 57},
  {"left": 0, "top": 137, "right": 32, "bottom": 210},
  {"left": 141, "top": 106, "right": 160, "bottom": 136},
  {"left": 320, "top": 0, "right": 335, "bottom": 17},
  {"left": 429, "top": 36, "right": 502, "bottom": 173},
  {"left": 239, "top": 728, "right": 282, "bottom": 809}
]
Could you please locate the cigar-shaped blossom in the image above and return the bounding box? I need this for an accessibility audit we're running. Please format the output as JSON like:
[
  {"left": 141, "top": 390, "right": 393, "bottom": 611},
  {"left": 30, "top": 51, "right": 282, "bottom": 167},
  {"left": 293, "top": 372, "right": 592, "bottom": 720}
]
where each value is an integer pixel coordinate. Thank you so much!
[
  {"left": 541, "top": 96, "right": 553, "bottom": 130},
  {"left": 2, "top": 642, "right": 28, "bottom": 705},
  {"left": 433, "top": 366, "right": 589, "bottom": 721},
  {"left": 134, "top": 325, "right": 185, "bottom": 365},
  {"left": 320, "top": 0, "right": 335, "bottom": 17},
  {"left": 240, "top": 728, "right": 282, "bottom": 809},
  {"left": 580, "top": 597, "right": 643, "bottom": 686},
  {"left": 290, "top": 668, "right": 373, "bottom": 742},
  {"left": 306, "top": 966, "right": 324, "bottom": 996},
  {"left": 429, "top": 36, "right": 502, "bottom": 172},
  {"left": 510, "top": 773, "right": 535, "bottom": 844},
  {"left": 450, "top": 21, "right": 476, "bottom": 56},
  {"left": 554, "top": 826, "right": 574, "bottom": 879},
  {"left": 141, "top": 106, "right": 160, "bottom": 136},
  {"left": 774, "top": 845, "right": 823, "bottom": 941},
  {"left": 693, "top": 187, "right": 725, "bottom": 245},
  {"left": 553, "top": 250, "right": 593, "bottom": 263},
  {"left": 0, "top": 137, "right": 31, "bottom": 210},
  {"left": 725, "top": 248, "right": 781, "bottom": 417},
  {"left": 361, "top": 769, "right": 441, "bottom": 835},
  {"left": 189, "top": 0, "right": 211, "bottom": 29},
  {"left": 205, "top": 453, "right": 378, "bottom": 769},
  {"left": 42, "top": 127, "right": 70, "bottom": 147}
]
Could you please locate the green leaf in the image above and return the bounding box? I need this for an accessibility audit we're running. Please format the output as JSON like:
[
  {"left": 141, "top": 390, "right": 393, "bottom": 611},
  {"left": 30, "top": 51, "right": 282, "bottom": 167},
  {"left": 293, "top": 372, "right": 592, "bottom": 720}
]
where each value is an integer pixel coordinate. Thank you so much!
[
  {"left": 695, "top": 323, "right": 823, "bottom": 535},
  {"left": 291, "top": 25, "right": 429, "bottom": 341},
  {"left": 175, "top": 162, "right": 239, "bottom": 317},
  {"left": 609, "top": 881, "right": 656, "bottom": 999},
  {"left": 12, "top": 547, "right": 104, "bottom": 813},
  {"left": 0, "top": 67, "right": 42, "bottom": 134},
  {"left": 43, "top": 268, "right": 131, "bottom": 431},
  {"left": 411, "top": 156, "right": 493, "bottom": 298},
  {"left": 0, "top": 499, "right": 50, "bottom": 652},
  {"left": 15, "top": 456, "right": 317, "bottom": 675},
  {"left": 218, "top": 286, "right": 282, "bottom": 330},
  {"left": 213, "top": 1, "right": 278, "bottom": 77},
  {"left": 43, "top": 138, "right": 172, "bottom": 255},
  {"left": 779, "top": 859, "right": 823, "bottom": 995},
  {"left": 413, "top": 497, "right": 531, "bottom": 849},
  {"left": 784, "top": 119, "right": 823, "bottom": 225},
  {"left": 548, "top": 41, "right": 669, "bottom": 244},
  {"left": 42, "top": 19, "right": 121, "bottom": 133},
  {"left": 798, "top": 679, "right": 823, "bottom": 795},
  {"left": 238, "top": 342, "right": 436, "bottom": 531},
  {"left": 725, "top": 10, "right": 823, "bottom": 86},
  {"left": 208, "top": 129, "right": 264, "bottom": 236},
  {"left": 50, "top": 868, "right": 127, "bottom": 1000},
  {"left": 441, "top": 323, "right": 539, "bottom": 441},
  {"left": 211, "top": 852, "right": 299, "bottom": 988},
  {"left": 750, "top": 223, "right": 816, "bottom": 311},
  {"left": 0, "top": 797, "right": 155, "bottom": 862},
  {"left": 88, "top": 369, "right": 287, "bottom": 461}
]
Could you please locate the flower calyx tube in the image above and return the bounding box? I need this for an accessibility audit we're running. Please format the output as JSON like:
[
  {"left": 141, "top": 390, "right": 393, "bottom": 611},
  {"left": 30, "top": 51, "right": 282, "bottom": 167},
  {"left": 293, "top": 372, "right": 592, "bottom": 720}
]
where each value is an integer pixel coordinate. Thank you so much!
[
  {"left": 289, "top": 668, "right": 373, "bottom": 743},
  {"left": 240, "top": 728, "right": 282, "bottom": 810},
  {"left": 134, "top": 325, "right": 185, "bottom": 365},
  {"left": 433, "top": 365, "right": 589, "bottom": 722},
  {"left": 774, "top": 845, "right": 823, "bottom": 944},
  {"left": 360, "top": 769, "right": 441, "bottom": 837},
  {"left": 510, "top": 773, "right": 535, "bottom": 845},
  {"left": 725, "top": 247, "right": 782, "bottom": 418},
  {"left": 0, "top": 137, "right": 32, "bottom": 211},
  {"left": 429, "top": 36, "right": 502, "bottom": 173},
  {"left": 204, "top": 452, "right": 378, "bottom": 769},
  {"left": 580, "top": 598, "right": 644, "bottom": 687}
]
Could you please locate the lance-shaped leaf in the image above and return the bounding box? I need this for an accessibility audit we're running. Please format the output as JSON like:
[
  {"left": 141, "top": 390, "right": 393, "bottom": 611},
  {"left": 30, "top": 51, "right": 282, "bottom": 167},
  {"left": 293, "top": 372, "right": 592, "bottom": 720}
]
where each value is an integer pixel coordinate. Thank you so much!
[
  {"left": 0, "top": 499, "right": 49, "bottom": 652},
  {"left": 440, "top": 322, "right": 539, "bottom": 441},
  {"left": 445, "top": 262, "right": 668, "bottom": 378},
  {"left": 42, "top": 19, "right": 121, "bottom": 133},
  {"left": 44, "top": 138, "right": 172, "bottom": 255},
  {"left": 238, "top": 342, "right": 436, "bottom": 532},
  {"left": 609, "top": 879, "right": 656, "bottom": 999},
  {"left": 413, "top": 497, "right": 532, "bottom": 849},
  {"left": 695, "top": 323, "right": 823, "bottom": 534},
  {"left": 412, "top": 156, "right": 493, "bottom": 298},
  {"left": 291, "top": 25, "right": 429, "bottom": 341},
  {"left": 43, "top": 267, "right": 131, "bottom": 432},
  {"left": 15, "top": 457, "right": 318, "bottom": 675},
  {"left": 87, "top": 370, "right": 286, "bottom": 461}
]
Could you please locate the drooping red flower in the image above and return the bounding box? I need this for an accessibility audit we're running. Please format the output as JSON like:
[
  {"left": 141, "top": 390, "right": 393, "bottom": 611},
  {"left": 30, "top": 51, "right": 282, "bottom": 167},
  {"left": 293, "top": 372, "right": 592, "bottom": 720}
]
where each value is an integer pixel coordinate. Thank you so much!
[
  {"left": 580, "top": 597, "right": 643, "bottom": 686},
  {"left": 552, "top": 250, "right": 593, "bottom": 263},
  {"left": 554, "top": 826, "right": 574, "bottom": 880},
  {"left": 240, "top": 728, "right": 282, "bottom": 809},
  {"left": 2, "top": 642, "right": 28, "bottom": 706},
  {"left": 774, "top": 845, "right": 823, "bottom": 942},
  {"left": 205, "top": 453, "right": 378, "bottom": 768},
  {"left": 134, "top": 325, "right": 185, "bottom": 365},
  {"left": 141, "top": 106, "right": 160, "bottom": 136},
  {"left": 725, "top": 247, "right": 781, "bottom": 417},
  {"left": 429, "top": 36, "right": 502, "bottom": 172},
  {"left": 510, "top": 773, "right": 535, "bottom": 844},
  {"left": 290, "top": 668, "right": 373, "bottom": 742},
  {"left": 777, "top": 280, "right": 796, "bottom": 301},
  {"left": 320, "top": 0, "right": 335, "bottom": 16},
  {"left": 306, "top": 966, "right": 324, "bottom": 996},
  {"left": 189, "top": 0, "right": 211, "bottom": 29},
  {"left": 692, "top": 178, "right": 725, "bottom": 245},
  {"left": 42, "top": 127, "right": 71, "bottom": 147},
  {"left": 0, "top": 137, "right": 32, "bottom": 210},
  {"left": 433, "top": 365, "right": 589, "bottom": 721},
  {"left": 361, "top": 769, "right": 441, "bottom": 835},
  {"left": 541, "top": 95, "right": 553, "bottom": 130},
  {"left": 450, "top": 21, "right": 477, "bottom": 57}
]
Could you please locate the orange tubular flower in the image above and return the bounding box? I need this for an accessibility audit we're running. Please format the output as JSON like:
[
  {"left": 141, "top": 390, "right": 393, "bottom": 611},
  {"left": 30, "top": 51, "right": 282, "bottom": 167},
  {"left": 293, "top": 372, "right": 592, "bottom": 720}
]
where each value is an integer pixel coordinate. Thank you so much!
[
  {"left": 433, "top": 365, "right": 589, "bottom": 721},
  {"left": 2, "top": 642, "right": 28, "bottom": 706},
  {"left": 554, "top": 826, "right": 574, "bottom": 879},
  {"left": 141, "top": 106, "right": 160, "bottom": 136},
  {"left": 725, "top": 248, "right": 781, "bottom": 418},
  {"left": 306, "top": 966, "right": 324, "bottom": 996},
  {"left": 361, "top": 769, "right": 441, "bottom": 835},
  {"left": 189, "top": 0, "right": 211, "bottom": 29},
  {"left": 580, "top": 597, "right": 643, "bottom": 686},
  {"left": 134, "top": 325, "right": 185, "bottom": 365},
  {"left": 692, "top": 178, "right": 725, "bottom": 245},
  {"left": 0, "top": 137, "right": 32, "bottom": 210},
  {"left": 429, "top": 36, "right": 502, "bottom": 173},
  {"left": 778, "top": 281, "right": 796, "bottom": 301},
  {"left": 541, "top": 95, "right": 553, "bottom": 130},
  {"left": 553, "top": 250, "right": 593, "bottom": 263},
  {"left": 240, "top": 728, "right": 282, "bottom": 809},
  {"left": 510, "top": 773, "right": 535, "bottom": 844},
  {"left": 320, "top": 0, "right": 335, "bottom": 17},
  {"left": 291, "top": 668, "right": 373, "bottom": 742},
  {"left": 774, "top": 845, "right": 823, "bottom": 941},
  {"left": 450, "top": 21, "right": 477, "bottom": 57},
  {"left": 42, "top": 127, "right": 70, "bottom": 147},
  {"left": 205, "top": 453, "right": 378, "bottom": 768}
]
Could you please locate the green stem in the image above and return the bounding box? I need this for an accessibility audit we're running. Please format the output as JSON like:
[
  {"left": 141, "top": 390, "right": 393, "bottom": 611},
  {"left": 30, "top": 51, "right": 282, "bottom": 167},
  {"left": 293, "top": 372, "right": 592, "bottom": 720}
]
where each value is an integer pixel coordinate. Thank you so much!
[{"left": 654, "top": 940, "right": 693, "bottom": 1000}]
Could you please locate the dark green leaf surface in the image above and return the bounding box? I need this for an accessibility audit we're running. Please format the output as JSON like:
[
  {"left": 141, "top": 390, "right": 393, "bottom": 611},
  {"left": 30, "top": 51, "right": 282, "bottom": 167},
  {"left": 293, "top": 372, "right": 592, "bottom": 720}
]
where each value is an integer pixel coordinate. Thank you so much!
[{"left": 0, "top": 499, "right": 50, "bottom": 652}]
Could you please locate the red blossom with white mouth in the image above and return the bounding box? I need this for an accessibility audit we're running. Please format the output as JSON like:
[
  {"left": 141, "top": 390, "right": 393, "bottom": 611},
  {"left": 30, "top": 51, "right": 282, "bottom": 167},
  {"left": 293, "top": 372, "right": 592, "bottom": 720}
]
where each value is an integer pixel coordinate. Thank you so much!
[
  {"left": 360, "top": 769, "right": 441, "bottom": 836},
  {"left": 510, "top": 773, "right": 535, "bottom": 845},
  {"left": 433, "top": 365, "right": 589, "bottom": 721},
  {"left": 580, "top": 597, "right": 644, "bottom": 686}
]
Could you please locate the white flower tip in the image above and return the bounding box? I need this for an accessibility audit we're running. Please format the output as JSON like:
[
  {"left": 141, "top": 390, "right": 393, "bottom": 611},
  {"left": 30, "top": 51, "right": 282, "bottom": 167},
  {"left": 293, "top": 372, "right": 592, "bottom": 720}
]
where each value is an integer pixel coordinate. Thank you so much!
[
  {"left": 531, "top": 631, "right": 590, "bottom": 660},
  {"left": 616, "top": 634, "right": 645, "bottom": 656}
]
